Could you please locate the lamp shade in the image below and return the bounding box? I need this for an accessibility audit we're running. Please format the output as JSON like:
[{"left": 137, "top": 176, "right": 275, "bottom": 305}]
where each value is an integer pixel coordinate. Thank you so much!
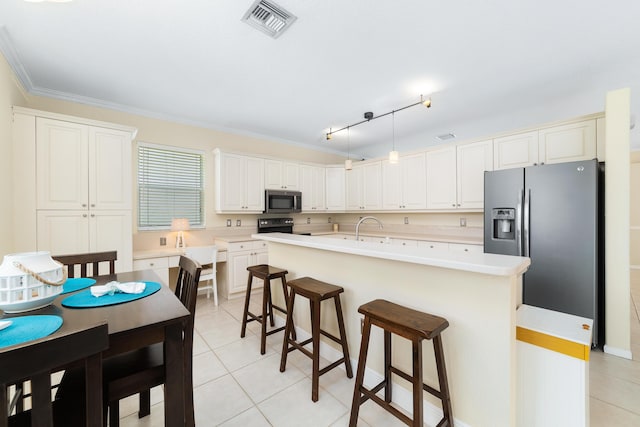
[{"left": 171, "top": 218, "right": 190, "bottom": 231}]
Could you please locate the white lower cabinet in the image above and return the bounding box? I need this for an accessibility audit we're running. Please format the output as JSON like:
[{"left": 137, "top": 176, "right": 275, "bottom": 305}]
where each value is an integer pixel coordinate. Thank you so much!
[
  {"left": 221, "top": 240, "right": 268, "bottom": 299},
  {"left": 36, "top": 210, "right": 133, "bottom": 273}
]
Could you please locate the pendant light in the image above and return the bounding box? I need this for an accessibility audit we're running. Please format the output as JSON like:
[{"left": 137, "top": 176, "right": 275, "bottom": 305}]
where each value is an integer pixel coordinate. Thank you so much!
[
  {"left": 388, "top": 112, "right": 399, "bottom": 164},
  {"left": 345, "top": 126, "right": 353, "bottom": 170}
]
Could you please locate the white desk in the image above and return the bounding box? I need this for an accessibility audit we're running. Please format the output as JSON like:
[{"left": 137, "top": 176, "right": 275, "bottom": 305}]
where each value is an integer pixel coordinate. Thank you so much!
[{"left": 132, "top": 247, "right": 227, "bottom": 285}]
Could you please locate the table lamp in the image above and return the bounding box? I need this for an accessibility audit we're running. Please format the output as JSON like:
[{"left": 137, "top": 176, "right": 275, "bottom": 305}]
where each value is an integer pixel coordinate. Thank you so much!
[{"left": 171, "top": 218, "right": 190, "bottom": 248}]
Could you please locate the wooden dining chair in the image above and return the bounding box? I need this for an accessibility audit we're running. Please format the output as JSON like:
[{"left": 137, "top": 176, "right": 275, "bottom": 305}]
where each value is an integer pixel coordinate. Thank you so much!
[
  {"left": 53, "top": 250, "right": 117, "bottom": 278},
  {"left": 57, "top": 255, "right": 201, "bottom": 427},
  {"left": 0, "top": 322, "right": 108, "bottom": 427}
]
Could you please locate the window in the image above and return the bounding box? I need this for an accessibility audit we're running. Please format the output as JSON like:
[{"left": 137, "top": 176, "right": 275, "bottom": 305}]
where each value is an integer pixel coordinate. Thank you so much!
[{"left": 138, "top": 143, "right": 204, "bottom": 229}]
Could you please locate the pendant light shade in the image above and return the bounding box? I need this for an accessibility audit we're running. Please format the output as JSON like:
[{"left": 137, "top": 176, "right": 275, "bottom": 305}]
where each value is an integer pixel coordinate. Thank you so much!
[
  {"left": 344, "top": 159, "right": 353, "bottom": 170},
  {"left": 388, "top": 112, "right": 399, "bottom": 164},
  {"left": 388, "top": 150, "right": 399, "bottom": 164}
]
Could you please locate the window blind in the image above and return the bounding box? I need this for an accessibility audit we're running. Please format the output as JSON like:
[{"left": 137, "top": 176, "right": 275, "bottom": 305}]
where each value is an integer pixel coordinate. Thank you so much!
[{"left": 138, "top": 143, "right": 204, "bottom": 229}]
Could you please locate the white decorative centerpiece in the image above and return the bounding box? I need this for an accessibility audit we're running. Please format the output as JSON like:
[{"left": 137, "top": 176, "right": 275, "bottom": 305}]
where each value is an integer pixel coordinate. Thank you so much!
[{"left": 0, "top": 251, "right": 67, "bottom": 313}]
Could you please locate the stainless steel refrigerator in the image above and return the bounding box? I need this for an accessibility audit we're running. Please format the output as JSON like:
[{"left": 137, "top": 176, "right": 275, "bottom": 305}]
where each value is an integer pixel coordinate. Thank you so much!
[{"left": 484, "top": 159, "right": 604, "bottom": 346}]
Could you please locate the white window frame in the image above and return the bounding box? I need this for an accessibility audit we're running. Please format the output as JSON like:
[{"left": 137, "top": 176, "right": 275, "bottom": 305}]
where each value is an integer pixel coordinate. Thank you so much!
[{"left": 137, "top": 142, "right": 204, "bottom": 230}]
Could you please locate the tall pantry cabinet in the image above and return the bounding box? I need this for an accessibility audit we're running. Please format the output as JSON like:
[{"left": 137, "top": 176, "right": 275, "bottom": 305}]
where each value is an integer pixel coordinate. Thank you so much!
[{"left": 12, "top": 107, "right": 137, "bottom": 273}]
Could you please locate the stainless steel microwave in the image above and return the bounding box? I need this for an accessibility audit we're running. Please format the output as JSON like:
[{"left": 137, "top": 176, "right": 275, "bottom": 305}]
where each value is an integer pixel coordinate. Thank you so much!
[{"left": 264, "top": 190, "right": 302, "bottom": 214}]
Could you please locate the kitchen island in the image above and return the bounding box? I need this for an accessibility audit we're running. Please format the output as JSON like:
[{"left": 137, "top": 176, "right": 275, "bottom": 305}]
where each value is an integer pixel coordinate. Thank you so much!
[{"left": 253, "top": 232, "right": 530, "bottom": 427}]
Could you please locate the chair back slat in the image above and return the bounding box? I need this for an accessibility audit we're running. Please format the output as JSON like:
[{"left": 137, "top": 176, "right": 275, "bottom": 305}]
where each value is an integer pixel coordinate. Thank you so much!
[
  {"left": 53, "top": 251, "right": 117, "bottom": 278},
  {"left": 0, "top": 322, "right": 108, "bottom": 426}
]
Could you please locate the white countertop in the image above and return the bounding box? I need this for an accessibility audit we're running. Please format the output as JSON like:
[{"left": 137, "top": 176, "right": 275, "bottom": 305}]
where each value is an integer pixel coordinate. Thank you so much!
[
  {"left": 253, "top": 233, "right": 530, "bottom": 277},
  {"left": 517, "top": 304, "right": 593, "bottom": 345},
  {"left": 312, "top": 231, "right": 482, "bottom": 245}
]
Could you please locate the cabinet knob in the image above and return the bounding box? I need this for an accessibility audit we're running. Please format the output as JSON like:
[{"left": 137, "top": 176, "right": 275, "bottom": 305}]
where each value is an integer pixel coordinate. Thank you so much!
[
  {"left": 91, "top": 204, "right": 95, "bottom": 207},
  {"left": 457, "top": 204, "right": 461, "bottom": 207},
  {"left": 452, "top": 204, "right": 456, "bottom": 207},
  {"left": 82, "top": 204, "right": 87, "bottom": 207},
  {"left": 82, "top": 214, "right": 87, "bottom": 218},
  {"left": 149, "top": 262, "right": 155, "bottom": 266},
  {"left": 90, "top": 214, "right": 95, "bottom": 217}
]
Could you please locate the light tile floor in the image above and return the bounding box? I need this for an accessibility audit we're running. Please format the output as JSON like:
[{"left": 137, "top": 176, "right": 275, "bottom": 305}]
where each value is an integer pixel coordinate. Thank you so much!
[{"left": 115, "top": 283, "right": 640, "bottom": 427}]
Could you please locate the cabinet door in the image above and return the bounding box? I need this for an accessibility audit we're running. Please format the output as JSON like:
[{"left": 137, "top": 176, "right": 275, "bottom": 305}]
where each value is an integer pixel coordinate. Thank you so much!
[
  {"left": 300, "top": 165, "right": 325, "bottom": 211},
  {"left": 381, "top": 160, "right": 402, "bottom": 209},
  {"left": 37, "top": 210, "right": 90, "bottom": 255},
  {"left": 229, "top": 250, "right": 252, "bottom": 294},
  {"left": 426, "top": 147, "right": 457, "bottom": 209},
  {"left": 89, "top": 127, "right": 132, "bottom": 210},
  {"left": 494, "top": 131, "right": 539, "bottom": 170},
  {"left": 265, "top": 160, "right": 299, "bottom": 190},
  {"left": 36, "top": 118, "right": 89, "bottom": 210},
  {"left": 217, "top": 153, "right": 246, "bottom": 211},
  {"left": 345, "top": 166, "right": 363, "bottom": 210},
  {"left": 401, "top": 153, "right": 427, "bottom": 210},
  {"left": 325, "top": 167, "right": 345, "bottom": 211},
  {"left": 457, "top": 140, "right": 493, "bottom": 209},
  {"left": 244, "top": 156, "right": 265, "bottom": 212},
  {"left": 89, "top": 210, "right": 133, "bottom": 273},
  {"left": 539, "top": 120, "right": 596, "bottom": 164},
  {"left": 362, "top": 162, "right": 382, "bottom": 210}
]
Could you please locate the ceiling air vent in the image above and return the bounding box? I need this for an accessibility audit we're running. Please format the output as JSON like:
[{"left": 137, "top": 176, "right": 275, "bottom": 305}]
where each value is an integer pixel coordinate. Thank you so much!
[
  {"left": 242, "top": 0, "right": 297, "bottom": 39},
  {"left": 436, "top": 133, "right": 457, "bottom": 142}
]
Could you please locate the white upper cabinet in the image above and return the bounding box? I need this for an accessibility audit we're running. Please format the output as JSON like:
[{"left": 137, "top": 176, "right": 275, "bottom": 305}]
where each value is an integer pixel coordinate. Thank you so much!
[
  {"left": 494, "top": 131, "right": 539, "bottom": 170},
  {"left": 215, "top": 151, "right": 265, "bottom": 213},
  {"left": 457, "top": 140, "right": 493, "bottom": 209},
  {"left": 382, "top": 153, "right": 426, "bottom": 210},
  {"left": 346, "top": 162, "right": 381, "bottom": 211},
  {"left": 539, "top": 120, "right": 596, "bottom": 164},
  {"left": 426, "top": 146, "right": 457, "bottom": 209},
  {"left": 36, "top": 118, "right": 132, "bottom": 211},
  {"left": 299, "top": 164, "right": 326, "bottom": 211},
  {"left": 265, "top": 160, "right": 299, "bottom": 190},
  {"left": 325, "top": 166, "right": 345, "bottom": 211},
  {"left": 426, "top": 141, "right": 492, "bottom": 210}
]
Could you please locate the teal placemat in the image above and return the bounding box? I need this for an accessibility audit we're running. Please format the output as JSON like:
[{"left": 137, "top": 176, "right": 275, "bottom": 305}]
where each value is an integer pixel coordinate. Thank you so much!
[
  {"left": 0, "top": 315, "right": 63, "bottom": 349},
  {"left": 61, "top": 281, "right": 162, "bottom": 308},
  {"left": 61, "top": 277, "right": 97, "bottom": 295}
]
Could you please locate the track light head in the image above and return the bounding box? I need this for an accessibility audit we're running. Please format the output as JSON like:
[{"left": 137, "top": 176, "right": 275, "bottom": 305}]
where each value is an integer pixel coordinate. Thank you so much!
[
  {"left": 364, "top": 112, "right": 374, "bottom": 120},
  {"left": 422, "top": 97, "right": 432, "bottom": 108},
  {"left": 326, "top": 133, "right": 332, "bottom": 140}
]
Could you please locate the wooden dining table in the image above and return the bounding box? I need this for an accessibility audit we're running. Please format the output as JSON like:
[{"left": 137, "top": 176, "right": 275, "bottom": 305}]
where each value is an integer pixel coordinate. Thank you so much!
[{"left": 1, "top": 269, "right": 191, "bottom": 426}]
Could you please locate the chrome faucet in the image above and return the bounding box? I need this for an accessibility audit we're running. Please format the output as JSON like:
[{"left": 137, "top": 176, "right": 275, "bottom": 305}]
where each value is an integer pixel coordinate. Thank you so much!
[{"left": 355, "top": 216, "right": 383, "bottom": 241}]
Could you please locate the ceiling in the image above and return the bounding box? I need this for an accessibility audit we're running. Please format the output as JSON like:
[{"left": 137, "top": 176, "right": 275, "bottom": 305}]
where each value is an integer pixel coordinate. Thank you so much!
[{"left": 1, "top": 0, "right": 639, "bottom": 158}]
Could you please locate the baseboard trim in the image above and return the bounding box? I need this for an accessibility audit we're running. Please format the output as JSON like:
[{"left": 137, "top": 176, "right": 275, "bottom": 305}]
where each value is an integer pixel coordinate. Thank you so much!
[{"left": 603, "top": 344, "right": 633, "bottom": 360}]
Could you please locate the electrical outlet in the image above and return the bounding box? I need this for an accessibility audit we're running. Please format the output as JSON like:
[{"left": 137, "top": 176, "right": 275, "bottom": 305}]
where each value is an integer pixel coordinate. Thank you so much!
[
  {"left": 236, "top": 219, "right": 241, "bottom": 227},
  {"left": 306, "top": 217, "right": 311, "bottom": 224},
  {"left": 460, "top": 217, "right": 467, "bottom": 227},
  {"left": 160, "top": 237, "right": 166, "bottom": 246},
  {"left": 404, "top": 217, "right": 409, "bottom": 225},
  {"left": 226, "top": 219, "right": 231, "bottom": 227},
  {"left": 328, "top": 217, "right": 332, "bottom": 223}
]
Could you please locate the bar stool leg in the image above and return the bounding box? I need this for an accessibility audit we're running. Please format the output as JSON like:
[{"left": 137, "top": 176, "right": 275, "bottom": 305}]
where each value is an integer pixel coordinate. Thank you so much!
[
  {"left": 412, "top": 339, "right": 424, "bottom": 427},
  {"left": 311, "top": 297, "right": 321, "bottom": 402},
  {"left": 349, "top": 317, "right": 372, "bottom": 427},
  {"left": 434, "top": 335, "right": 453, "bottom": 426},
  {"left": 280, "top": 276, "right": 296, "bottom": 340},
  {"left": 260, "top": 279, "right": 269, "bottom": 354},
  {"left": 384, "top": 330, "right": 392, "bottom": 403},
  {"left": 240, "top": 272, "right": 254, "bottom": 338},
  {"left": 334, "top": 295, "right": 353, "bottom": 378},
  {"left": 280, "top": 291, "right": 296, "bottom": 372}
]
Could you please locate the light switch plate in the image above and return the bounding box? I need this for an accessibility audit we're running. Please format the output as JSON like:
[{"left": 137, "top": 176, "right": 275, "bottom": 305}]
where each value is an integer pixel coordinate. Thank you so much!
[
  {"left": 226, "top": 219, "right": 232, "bottom": 227},
  {"left": 160, "top": 237, "right": 166, "bottom": 246},
  {"left": 236, "top": 219, "right": 241, "bottom": 227},
  {"left": 460, "top": 218, "right": 467, "bottom": 227}
]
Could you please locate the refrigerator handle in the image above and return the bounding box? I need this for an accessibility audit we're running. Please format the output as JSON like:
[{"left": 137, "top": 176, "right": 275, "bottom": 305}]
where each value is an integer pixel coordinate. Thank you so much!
[
  {"left": 523, "top": 188, "right": 531, "bottom": 257},
  {"left": 516, "top": 190, "right": 523, "bottom": 256}
]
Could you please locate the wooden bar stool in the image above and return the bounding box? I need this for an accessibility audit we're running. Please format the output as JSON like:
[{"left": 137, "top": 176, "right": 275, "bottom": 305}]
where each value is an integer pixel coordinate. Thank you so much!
[
  {"left": 280, "top": 277, "right": 353, "bottom": 402},
  {"left": 349, "top": 299, "right": 453, "bottom": 427},
  {"left": 240, "top": 264, "right": 294, "bottom": 354}
]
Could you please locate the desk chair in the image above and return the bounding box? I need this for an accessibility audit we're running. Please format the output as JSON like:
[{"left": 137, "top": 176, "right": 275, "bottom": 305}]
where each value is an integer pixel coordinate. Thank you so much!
[
  {"left": 57, "top": 255, "right": 202, "bottom": 427},
  {"left": 53, "top": 250, "right": 117, "bottom": 278},
  {"left": 185, "top": 246, "right": 219, "bottom": 305},
  {"left": 0, "top": 322, "right": 108, "bottom": 427}
]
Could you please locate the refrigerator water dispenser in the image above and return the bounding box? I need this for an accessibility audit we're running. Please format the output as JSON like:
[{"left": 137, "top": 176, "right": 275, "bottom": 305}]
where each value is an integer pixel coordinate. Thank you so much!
[{"left": 492, "top": 208, "right": 515, "bottom": 240}]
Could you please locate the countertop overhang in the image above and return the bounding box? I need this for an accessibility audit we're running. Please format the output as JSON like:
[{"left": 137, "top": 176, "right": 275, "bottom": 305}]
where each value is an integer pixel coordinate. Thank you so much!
[{"left": 253, "top": 233, "right": 530, "bottom": 277}]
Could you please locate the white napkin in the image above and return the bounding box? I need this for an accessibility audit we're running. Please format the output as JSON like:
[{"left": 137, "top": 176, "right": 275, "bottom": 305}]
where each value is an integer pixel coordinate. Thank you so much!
[{"left": 90, "top": 281, "right": 146, "bottom": 297}]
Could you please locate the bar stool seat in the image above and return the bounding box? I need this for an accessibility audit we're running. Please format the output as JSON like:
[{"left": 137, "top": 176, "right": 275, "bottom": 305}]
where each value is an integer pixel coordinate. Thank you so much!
[
  {"left": 240, "top": 264, "right": 293, "bottom": 355},
  {"left": 349, "top": 299, "right": 453, "bottom": 427},
  {"left": 280, "top": 277, "right": 353, "bottom": 402}
]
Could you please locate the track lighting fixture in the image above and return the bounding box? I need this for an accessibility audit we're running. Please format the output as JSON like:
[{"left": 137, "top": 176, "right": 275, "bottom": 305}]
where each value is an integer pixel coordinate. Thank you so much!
[{"left": 325, "top": 95, "right": 432, "bottom": 140}]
